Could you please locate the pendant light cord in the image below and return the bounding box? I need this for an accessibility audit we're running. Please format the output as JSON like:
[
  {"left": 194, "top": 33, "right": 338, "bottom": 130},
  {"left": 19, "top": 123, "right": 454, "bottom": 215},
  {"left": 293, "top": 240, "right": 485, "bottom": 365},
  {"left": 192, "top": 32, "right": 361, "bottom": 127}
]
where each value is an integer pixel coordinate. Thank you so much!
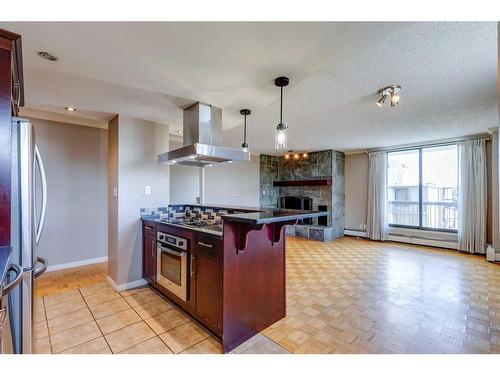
[
  {"left": 280, "top": 86, "right": 283, "bottom": 124},
  {"left": 243, "top": 114, "right": 247, "bottom": 143}
]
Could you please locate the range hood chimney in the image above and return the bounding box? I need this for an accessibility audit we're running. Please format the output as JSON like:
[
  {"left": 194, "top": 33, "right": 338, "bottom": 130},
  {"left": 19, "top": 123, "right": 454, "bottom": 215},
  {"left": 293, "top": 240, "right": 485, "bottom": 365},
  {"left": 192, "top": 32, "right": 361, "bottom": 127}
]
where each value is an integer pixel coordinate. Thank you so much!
[{"left": 158, "top": 102, "right": 250, "bottom": 167}]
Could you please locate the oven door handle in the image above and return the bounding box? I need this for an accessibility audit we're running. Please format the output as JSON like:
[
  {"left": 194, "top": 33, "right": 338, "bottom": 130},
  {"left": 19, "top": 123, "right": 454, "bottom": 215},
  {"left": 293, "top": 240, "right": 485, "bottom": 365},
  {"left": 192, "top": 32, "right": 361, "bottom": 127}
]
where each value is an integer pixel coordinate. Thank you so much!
[{"left": 158, "top": 245, "right": 187, "bottom": 258}]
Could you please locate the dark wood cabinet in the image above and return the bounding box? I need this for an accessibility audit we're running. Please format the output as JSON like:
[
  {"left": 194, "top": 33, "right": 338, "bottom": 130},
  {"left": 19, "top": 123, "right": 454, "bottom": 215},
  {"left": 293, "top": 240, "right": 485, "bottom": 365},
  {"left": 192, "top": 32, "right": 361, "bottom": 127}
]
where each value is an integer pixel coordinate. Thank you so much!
[
  {"left": 192, "top": 232, "right": 223, "bottom": 333},
  {"left": 0, "top": 28, "right": 23, "bottom": 247},
  {"left": 142, "top": 222, "right": 157, "bottom": 283},
  {"left": 193, "top": 251, "right": 223, "bottom": 333},
  {"left": 142, "top": 223, "right": 223, "bottom": 336}
]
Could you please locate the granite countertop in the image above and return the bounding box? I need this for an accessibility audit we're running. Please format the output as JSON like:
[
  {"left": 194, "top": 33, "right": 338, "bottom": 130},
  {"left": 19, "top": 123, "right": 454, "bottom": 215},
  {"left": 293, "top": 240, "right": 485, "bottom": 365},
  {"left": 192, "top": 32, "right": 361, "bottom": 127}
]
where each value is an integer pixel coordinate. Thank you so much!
[
  {"left": 222, "top": 209, "right": 328, "bottom": 225},
  {"left": 0, "top": 246, "right": 13, "bottom": 297},
  {"left": 168, "top": 203, "right": 263, "bottom": 213}
]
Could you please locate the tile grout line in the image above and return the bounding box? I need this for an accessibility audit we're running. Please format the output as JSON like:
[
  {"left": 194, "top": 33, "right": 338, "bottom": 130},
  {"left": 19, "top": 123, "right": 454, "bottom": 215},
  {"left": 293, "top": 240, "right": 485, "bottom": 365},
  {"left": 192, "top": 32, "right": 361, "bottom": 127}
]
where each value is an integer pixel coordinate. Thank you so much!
[
  {"left": 68, "top": 288, "right": 112, "bottom": 354},
  {"left": 41, "top": 296, "right": 54, "bottom": 354}
]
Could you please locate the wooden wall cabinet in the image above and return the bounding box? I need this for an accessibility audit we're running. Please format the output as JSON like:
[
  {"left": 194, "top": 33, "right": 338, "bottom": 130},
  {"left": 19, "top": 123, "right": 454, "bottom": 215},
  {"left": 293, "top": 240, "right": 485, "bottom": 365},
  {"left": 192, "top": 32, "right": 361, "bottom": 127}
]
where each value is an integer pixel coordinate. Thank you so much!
[{"left": 0, "top": 28, "right": 23, "bottom": 247}]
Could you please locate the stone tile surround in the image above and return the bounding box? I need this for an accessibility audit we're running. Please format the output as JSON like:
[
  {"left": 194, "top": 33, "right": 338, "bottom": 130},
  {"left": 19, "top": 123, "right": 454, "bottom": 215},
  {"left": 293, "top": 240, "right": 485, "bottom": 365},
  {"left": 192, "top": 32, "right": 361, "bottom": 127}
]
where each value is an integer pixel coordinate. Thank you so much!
[{"left": 260, "top": 150, "right": 345, "bottom": 240}]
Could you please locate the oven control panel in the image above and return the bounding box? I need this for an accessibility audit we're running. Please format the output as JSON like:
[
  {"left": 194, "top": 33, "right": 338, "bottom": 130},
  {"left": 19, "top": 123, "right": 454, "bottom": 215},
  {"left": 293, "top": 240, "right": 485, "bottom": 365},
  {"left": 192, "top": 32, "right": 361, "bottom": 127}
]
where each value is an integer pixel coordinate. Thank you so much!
[{"left": 157, "top": 231, "right": 188, "bottom": 251}]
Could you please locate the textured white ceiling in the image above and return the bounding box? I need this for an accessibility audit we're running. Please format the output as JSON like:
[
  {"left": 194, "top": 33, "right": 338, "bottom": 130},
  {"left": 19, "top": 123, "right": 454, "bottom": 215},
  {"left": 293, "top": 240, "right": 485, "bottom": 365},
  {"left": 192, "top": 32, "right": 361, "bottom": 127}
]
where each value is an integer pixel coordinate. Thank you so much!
[{"left": 1, "top": 22, "right": 497, "bottom": 153}]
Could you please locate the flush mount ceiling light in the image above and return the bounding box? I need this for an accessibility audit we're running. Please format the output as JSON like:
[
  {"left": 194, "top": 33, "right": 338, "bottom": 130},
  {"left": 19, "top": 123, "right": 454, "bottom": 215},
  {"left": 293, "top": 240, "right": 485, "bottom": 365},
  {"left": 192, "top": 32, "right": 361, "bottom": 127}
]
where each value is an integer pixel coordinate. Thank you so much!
[
  {"left": 240, "top": 109, "right": 251, "bottom": 152},
  {"left": 376, "top": 85, "right": 401, "bottom": 108},
  {"left": 38, "top": 51, "right": 58, "bottom": 62},
  {"left": 274, "top": 76, "right": 289, "bottom": 150}
]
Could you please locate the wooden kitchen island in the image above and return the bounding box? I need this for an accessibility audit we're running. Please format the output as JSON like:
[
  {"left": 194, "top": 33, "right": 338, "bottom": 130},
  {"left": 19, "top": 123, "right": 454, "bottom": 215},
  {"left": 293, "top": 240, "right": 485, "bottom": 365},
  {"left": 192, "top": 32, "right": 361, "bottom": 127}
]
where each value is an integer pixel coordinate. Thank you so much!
[{"left": 142, "top": 206, "right": 327, "bottom": 353}]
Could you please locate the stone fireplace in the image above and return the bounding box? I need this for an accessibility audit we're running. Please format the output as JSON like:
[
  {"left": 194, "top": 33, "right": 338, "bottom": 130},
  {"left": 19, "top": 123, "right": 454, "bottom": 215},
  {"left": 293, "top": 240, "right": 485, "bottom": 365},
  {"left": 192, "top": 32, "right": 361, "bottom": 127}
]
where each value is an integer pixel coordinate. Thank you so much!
[{"left": 259, "top": 150, "right": 345, "bottom": 241}]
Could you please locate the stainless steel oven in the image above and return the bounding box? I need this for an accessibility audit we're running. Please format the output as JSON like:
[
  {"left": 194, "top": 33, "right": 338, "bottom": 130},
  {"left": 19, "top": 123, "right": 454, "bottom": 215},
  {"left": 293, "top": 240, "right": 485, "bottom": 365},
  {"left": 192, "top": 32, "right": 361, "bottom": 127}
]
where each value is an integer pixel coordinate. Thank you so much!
[{"left": 156, "top": 232, "right": 188, "bottom": 301}]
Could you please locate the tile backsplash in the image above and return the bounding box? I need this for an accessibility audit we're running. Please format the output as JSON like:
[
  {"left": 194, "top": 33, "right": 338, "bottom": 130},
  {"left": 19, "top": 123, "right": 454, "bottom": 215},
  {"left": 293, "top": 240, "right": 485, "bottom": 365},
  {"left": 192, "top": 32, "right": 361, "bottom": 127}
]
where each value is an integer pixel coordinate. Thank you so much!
[{"left": 140, "top": 205, "right": 246, "bottom": 221}]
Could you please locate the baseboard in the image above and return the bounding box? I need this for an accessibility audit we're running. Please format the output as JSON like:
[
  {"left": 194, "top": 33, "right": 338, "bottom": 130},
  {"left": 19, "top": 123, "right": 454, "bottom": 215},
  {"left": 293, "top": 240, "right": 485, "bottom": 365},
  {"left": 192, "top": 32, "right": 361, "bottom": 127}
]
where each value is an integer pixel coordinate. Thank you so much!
[
  {"left": 46, "top": 256, "right": 108, "bottom": 272},
  {"left": 343, "top": 229, "right": 367, "bottom": 238},
  {"left": 106, "top": 275, "right": 148, "bottom": 292},
  {"left": 387, "top": 234, "right": 457, "bottom": 250}
]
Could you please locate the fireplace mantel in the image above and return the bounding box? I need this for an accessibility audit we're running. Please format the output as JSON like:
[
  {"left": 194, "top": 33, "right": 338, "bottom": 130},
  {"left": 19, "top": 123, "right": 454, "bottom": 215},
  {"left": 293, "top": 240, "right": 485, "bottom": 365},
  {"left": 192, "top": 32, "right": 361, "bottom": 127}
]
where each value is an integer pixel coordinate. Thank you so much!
[{"left": 273, "top": 178, "right": 332, "bottom": 187}]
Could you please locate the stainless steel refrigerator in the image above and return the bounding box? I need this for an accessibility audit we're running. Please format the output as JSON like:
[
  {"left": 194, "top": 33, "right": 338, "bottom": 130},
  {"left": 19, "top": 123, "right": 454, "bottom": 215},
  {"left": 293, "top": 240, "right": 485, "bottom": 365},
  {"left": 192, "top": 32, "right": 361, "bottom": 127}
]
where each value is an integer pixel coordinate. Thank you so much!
[{"left": 6, "top": 117, "right": 48, "bottom": 354}]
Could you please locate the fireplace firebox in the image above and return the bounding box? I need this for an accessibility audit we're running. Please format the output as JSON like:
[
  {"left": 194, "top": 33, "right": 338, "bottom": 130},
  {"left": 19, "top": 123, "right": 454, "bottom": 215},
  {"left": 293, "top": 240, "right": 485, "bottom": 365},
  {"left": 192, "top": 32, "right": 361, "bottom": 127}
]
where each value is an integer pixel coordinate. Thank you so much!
[{"left": 279, "top": 196, "right": 313, "bottom": 224}]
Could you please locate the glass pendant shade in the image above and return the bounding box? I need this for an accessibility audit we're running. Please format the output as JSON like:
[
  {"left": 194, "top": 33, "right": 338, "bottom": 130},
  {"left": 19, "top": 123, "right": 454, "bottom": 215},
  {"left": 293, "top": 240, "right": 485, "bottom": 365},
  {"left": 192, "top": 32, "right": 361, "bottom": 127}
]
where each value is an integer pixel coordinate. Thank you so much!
[{"left": 275, "top": 123, "right": 287, "bottom": 149}]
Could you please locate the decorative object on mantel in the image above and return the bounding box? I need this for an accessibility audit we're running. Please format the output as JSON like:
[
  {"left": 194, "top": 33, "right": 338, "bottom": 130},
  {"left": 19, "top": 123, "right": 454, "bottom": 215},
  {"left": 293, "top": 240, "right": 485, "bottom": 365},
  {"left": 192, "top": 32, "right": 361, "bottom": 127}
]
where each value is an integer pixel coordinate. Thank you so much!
[
  {"left": 376, "top": 84, "right": 401, "bottom": 107},
  {"left": 240, "top": 108, "right": 251, "bottom": 152},
  {"left": 274, "top": 76, "right": 289, "bottom": 149}
]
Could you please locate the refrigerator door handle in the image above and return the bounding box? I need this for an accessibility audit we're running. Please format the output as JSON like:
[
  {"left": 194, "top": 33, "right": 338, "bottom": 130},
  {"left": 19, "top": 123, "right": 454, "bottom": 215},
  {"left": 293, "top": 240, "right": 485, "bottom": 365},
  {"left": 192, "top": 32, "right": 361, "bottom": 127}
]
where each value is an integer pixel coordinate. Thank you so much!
[
  {"left": 35, "top": 145, "right": 47, "bottom": 245},
  {"left": 34, "top": 257, "right": 48, "bottom": 279},
  {"left": 1, "top": 264, "right": 23, "bottom": 296}
]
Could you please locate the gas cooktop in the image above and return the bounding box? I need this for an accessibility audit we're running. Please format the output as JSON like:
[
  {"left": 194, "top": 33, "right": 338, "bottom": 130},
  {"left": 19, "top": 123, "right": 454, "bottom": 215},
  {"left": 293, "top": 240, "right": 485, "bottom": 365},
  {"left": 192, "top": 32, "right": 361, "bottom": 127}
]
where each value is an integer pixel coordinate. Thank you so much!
[{"left": 158, "top": 218, "right": 223, "bottom": 236}]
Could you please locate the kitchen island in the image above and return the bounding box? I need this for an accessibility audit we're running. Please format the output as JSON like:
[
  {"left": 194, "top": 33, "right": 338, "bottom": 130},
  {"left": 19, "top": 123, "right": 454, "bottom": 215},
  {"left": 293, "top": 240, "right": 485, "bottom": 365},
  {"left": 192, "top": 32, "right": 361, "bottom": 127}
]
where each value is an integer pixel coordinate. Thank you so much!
[{"left": 141, "top": 205, "right": 327, "bottom": 353}]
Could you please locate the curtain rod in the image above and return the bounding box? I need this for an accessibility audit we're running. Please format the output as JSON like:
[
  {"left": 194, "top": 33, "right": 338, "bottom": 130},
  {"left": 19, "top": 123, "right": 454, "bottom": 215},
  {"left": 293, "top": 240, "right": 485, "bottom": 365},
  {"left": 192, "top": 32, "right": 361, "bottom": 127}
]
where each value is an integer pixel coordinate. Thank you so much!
[{"left": 367, "top": 133, "right": 491, "bottom": 154}]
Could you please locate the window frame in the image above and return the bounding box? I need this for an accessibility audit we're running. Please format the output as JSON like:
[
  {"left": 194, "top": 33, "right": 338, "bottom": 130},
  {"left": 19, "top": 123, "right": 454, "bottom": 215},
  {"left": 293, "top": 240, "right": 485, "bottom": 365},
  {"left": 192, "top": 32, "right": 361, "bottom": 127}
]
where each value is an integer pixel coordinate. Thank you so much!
[{"left": 387, "top": 144, "right": 458, "bottom": 233}]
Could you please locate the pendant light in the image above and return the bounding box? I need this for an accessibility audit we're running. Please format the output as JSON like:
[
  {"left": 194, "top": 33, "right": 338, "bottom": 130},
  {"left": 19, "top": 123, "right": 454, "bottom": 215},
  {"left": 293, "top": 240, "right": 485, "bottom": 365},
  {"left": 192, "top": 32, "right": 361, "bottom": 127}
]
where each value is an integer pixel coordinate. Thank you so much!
[
  {"left": 274, "top": 76, "right": 289, "bottom": 150},
  {"left": 240, "top": 109, "right": 251, "bottom": 152}
]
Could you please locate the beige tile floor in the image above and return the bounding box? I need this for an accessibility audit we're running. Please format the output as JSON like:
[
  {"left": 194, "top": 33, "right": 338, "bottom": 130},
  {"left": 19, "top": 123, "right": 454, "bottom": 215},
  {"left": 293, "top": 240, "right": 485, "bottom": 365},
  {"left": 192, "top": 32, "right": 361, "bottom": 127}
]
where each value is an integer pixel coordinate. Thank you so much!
[
  {"left": 34, "top": 270, "right": 287, "bottom": 354},
  {"left": 34, "top": 236, "right": 500, "bottom": 354}
]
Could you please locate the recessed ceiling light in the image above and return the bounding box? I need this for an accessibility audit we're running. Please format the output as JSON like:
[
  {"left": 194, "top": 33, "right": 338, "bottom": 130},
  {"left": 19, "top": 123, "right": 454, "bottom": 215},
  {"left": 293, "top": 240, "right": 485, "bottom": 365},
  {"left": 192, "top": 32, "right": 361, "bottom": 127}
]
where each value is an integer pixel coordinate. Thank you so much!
[
  {"left": 65, "top": 107, "right": 76, "bottom": 112},
  {"left": 38, "top": 51, "right": 58, "bottom": 62}
]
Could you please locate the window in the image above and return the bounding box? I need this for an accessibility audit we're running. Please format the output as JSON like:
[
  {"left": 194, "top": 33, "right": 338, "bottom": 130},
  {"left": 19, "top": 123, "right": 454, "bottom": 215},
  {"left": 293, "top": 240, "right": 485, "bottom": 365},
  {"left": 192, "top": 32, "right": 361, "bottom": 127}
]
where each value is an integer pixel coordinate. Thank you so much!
[{"left": 387, "top": 145, "right": 458, "bottom": 231}]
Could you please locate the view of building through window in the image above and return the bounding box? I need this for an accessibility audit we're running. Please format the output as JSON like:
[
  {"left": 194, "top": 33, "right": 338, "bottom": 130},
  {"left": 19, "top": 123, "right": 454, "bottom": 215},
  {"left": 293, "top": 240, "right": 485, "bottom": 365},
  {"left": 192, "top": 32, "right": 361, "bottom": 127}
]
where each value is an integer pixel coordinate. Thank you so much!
[{"left": 387, "top": 145, "right": 458, "bottom": 231}]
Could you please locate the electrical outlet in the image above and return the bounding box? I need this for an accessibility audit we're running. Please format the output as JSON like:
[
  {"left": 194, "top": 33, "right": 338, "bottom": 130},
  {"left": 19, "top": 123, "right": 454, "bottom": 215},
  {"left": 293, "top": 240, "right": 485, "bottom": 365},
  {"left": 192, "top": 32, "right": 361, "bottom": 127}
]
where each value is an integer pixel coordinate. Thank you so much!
[
  {"left": 113, "top": 187, "right": 118, "bottom": 198},
  {"left": 145, "top": 185, "right": 151, "bottom": 195},
  {"left": 262, "top": 189, "right": 266, "bottom": 195}
]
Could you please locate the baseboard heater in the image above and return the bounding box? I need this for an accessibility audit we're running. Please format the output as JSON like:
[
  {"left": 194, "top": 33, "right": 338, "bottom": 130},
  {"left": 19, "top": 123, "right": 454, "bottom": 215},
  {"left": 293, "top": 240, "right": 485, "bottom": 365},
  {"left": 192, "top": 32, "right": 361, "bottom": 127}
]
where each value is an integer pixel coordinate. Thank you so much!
[{"left": 343, "top": 229, "right": 457, "bottom": 250}]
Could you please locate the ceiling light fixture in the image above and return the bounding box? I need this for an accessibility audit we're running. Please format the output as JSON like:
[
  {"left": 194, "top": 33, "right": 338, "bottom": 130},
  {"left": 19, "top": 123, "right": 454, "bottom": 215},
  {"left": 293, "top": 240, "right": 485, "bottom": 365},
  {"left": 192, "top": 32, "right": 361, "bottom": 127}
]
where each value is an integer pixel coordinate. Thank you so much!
[
  {"left": 65, "top": 107, "right": 75, "bottom": 112},
  {"left": 274, "top": 76, "right": 289, "bottom": 150},
  {"left": 177, "top": 129, "right": 183, "bottom": 134},
  {"left": 38, "top": 51, "right": 58, "bottom": 62},
  {"left": 303, "top": 153, "right": 308, "bottom": 158},
  {"left": 284, "top": 154, "right": 290, "bottom": 159},
  {"left": 240, "top": 109, "right": 251, "bottom": 152},
  {"left": 376, "top": 85, "right": 401, "bottom": 108}
]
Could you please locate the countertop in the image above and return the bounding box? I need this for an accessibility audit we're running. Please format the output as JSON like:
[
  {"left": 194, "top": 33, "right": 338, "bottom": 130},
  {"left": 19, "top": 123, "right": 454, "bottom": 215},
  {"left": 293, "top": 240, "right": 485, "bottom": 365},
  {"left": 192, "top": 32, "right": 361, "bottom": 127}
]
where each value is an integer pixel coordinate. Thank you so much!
[
  {"left": 0, "top": 246, "right": 13, "bottom": 297},
  {"left": 222, "top": 209, "right": 328, "bottom": 225}
]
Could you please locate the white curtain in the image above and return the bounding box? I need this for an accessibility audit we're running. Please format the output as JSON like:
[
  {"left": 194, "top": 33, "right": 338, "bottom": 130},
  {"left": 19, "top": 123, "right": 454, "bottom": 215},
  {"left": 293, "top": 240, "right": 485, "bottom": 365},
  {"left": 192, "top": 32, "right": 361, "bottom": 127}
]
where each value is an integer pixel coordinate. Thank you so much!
[
  {"left": 367, "top": 151, "right": 388, "bottom": 241},
  {"left": 458, "top": 139, "right": 487, "bottom": 254}
]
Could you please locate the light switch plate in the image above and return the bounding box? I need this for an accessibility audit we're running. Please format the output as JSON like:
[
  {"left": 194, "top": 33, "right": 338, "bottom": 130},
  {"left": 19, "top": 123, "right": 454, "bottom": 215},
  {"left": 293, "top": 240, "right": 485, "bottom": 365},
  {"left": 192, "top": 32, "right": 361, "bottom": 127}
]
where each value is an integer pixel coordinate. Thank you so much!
[
  {"left": 145, "top": 185, "right": 151, "bottom": 195},
  {"left": 113, "top": 187, "right": 118, "bottom": 198}
]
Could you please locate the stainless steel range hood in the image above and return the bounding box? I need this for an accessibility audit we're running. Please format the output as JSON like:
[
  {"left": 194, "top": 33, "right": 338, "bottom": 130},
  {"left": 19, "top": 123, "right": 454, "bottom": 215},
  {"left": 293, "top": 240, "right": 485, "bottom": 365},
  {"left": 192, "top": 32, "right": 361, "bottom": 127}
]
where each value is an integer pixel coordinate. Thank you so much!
[{"left": 158, "top": 102, "right": 250, "bottom": 167}]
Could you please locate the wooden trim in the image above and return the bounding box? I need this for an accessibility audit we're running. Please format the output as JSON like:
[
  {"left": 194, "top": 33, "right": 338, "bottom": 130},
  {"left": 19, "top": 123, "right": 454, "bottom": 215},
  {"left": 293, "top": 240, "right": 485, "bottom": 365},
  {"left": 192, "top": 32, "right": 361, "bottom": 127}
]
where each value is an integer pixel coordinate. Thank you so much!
[{"left": 273, "top": 178, "right": 332, "bottom": 187}]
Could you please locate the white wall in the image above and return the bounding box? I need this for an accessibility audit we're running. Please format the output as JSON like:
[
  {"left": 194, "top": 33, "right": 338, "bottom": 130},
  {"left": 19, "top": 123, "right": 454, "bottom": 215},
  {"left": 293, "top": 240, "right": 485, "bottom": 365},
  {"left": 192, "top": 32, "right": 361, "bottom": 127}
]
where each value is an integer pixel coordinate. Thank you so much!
[
  {"left": 344, "top": 153, "right": 368, "bottom": 231},
  {"left": 32, "top": 118, "right": 108, "bottom": 269},
  {"left": 204, "top": 156, "right": 260, "bottom": 208},
  {"left": 168, "top": 141, "right": 199, "bottom": 204},
  {"left": 108, "top": 116, "right": 170, "bottom": 286},
  {"left": 168, "top": 139, "right": 260, "bottom": 208}
]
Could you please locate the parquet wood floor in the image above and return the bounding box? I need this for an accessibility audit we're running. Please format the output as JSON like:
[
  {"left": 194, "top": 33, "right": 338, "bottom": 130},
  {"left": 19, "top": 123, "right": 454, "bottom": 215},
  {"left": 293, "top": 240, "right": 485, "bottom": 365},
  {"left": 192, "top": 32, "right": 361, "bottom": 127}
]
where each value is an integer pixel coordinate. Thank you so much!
[{"left": 263, "top": 237, "right": 500, "bottom": 354}]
